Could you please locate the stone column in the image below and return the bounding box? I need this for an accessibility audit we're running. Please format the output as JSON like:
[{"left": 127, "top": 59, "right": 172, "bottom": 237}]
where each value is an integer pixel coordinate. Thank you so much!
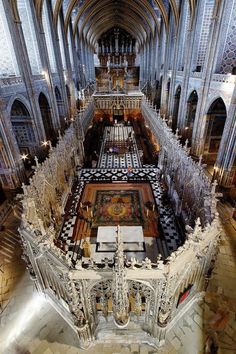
[
  {"left": 215, "top": 89, "right": 236, "bottom": 187},
  {"left": 191, "top": 1, "right": 227, "bottom": 156},
  {"left": 176, "top": 1, "right": 201, "bottom": 128},
  {"left": 160, "top": 26, "right": 170, "bottom": 115},
  {"left": 46, "top": 1, "right": 70, "bottom": 119},
  {"left": 168, "top": 1, "right": 185, "bottom": 119},
  {"left": 32, "top": 0, "right": 61, "bottom": 131},
  {"left": 62, "top": 19, "right": 77, "bottom": 115}
]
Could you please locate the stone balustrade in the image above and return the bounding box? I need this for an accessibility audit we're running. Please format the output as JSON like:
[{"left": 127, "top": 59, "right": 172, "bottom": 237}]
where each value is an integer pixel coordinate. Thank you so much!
[
  {"left": 33, "top": 74, "right": 45, "bottom": 81},
  {"left": 176, "top": 71, "right": 184, "bottom": 76},
  {"left": 0, "top": 76, "right": 23, "bottom": 86},
  {"left": 192, "top": 71, "right": 202, "bottom": 78},
  {"left": 212, "top": 73, "right": 236, "bottom": 83},
  {"left": 167, "top": 71, "right": 236, "bottom": 83}
]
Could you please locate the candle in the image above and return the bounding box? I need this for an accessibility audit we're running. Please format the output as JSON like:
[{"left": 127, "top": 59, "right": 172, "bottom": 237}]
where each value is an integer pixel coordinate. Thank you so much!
[
  {"left": 91, "top": 210, "right": 93, "bottom": 218},
  {"left": 146, "top": 209, "right": 149, "bottom": 217},
  {"left": 80, "top": 202, "right": 82, "bottom": 208},
  {"left": 152, "top": 204, "right": 155, "bottom": 212},
  {"left": 86, "top": 205, "right": 89, "bottom": 212}
]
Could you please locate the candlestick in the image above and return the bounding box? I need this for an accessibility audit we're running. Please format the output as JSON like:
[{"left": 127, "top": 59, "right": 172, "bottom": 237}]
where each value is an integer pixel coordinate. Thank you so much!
[{"left": 34, "top": 156, "right": 39, "bottom": 168}]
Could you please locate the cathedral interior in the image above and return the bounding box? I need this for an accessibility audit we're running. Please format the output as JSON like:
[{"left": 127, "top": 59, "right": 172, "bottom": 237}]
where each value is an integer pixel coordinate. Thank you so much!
[{"left": 0, "top": 1, "right": 236, "bottom": 353}]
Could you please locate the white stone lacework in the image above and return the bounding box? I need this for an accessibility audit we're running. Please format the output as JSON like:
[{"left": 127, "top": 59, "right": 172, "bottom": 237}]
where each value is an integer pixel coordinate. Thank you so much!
[
  {"left": 142, "top": 99, "right": 215, "bottom": 227},
  {"left": 18, "top": 97, "right": 223, "bottom": 349}
]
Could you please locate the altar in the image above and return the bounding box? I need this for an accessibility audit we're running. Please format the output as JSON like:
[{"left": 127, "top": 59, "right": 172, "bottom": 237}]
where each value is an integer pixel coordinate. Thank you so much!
[{"left": 97, "top": 226, "right": 144, "bottom": 252}]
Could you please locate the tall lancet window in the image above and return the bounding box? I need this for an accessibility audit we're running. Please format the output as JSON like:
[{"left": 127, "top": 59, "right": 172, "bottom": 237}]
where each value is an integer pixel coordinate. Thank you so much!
[{"left": 0, "top": 0, "right": 19, "bottom": 76}]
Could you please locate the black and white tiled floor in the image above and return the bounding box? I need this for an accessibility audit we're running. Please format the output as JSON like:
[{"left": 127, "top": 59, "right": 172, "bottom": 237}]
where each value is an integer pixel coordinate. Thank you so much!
[
  {"left": 78, "top": 167, "right": 159, "bottom": 182},
  {"left": 151, "top": 181, "right": 182, "bottom": 256},
  {"left": 98, "top": 126, "right": 141, "bottom": 168},
  {"left": 58, "top": 127, "right": 183, "bottom": 261},
  {"left": 58, "top": 182, "right": 85, "bottom": 252}
]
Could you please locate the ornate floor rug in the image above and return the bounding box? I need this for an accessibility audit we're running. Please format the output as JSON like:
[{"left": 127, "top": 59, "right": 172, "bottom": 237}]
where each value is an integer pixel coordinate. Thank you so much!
[{"left": 93, "top": 190, "right": 144, "bottom": 227}]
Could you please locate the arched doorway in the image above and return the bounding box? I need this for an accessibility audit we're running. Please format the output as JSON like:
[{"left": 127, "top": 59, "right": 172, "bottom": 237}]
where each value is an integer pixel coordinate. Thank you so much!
[
  {"left": 184, "top": 90, "right": 198, "bottom": 144},
  {"left": 172, "top": 86, "right": 181, "bottom": 132},
  {"left": 203, "top": 98, "right": 227, "bottom": 166},
  {"left": 10, "top": 99, "right": 36, "bottom": 156},
  {"left": 38, "top": 93, "right": 55, "bottom": 142}
]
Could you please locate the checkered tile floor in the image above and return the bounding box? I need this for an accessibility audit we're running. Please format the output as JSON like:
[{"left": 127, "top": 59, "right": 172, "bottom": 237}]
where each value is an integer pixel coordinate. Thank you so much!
[
  {"left": 58, "top": 182, "right": 85, "bottom": 251},
  {"left": 78, "top": 167, "right": 159, "bottom": 182},
  {"left": 151, "top": 181, "right": 182, "bottom": 256},
  {"left": 57, "top": 126, "right": 183, "bottom": 261},
  {"left": 98, "top": 126, "right": 141, "bottom": 168}
]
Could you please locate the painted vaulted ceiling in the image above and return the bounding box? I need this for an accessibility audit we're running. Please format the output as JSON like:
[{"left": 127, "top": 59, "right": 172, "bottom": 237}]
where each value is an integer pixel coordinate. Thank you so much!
[{"left": 33, "top": 0, "right": 197, "bottom": 48}]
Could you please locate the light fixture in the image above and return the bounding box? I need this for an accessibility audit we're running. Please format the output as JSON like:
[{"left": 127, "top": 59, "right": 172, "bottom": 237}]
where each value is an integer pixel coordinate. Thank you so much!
[
  {"left": 41, "top": 140, "right": 49, "bottom": 147},
  {"left": 185, "top": 126, "right": 189, "bottom": 130},
  {"left": 21, "top": 154, "right": 28, "bottom": 160}
]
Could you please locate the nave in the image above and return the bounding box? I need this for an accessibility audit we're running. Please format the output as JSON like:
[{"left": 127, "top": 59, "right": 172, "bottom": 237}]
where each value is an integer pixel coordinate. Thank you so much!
[{"left": 57, "top": 120, "right": 183, "bottom": 265}]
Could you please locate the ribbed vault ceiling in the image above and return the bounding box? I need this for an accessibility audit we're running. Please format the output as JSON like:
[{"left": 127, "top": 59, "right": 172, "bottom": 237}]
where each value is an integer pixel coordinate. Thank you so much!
[{"left": 34, "top": 0, "right": 197, "bottom": 49}]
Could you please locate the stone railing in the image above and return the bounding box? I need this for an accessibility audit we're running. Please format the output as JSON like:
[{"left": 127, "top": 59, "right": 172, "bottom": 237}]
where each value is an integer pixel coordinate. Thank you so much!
[
  {"left": 33, "top": 74, "right": 45, "bottom": 81},
  {"left": 19, "top": 195, "right": 222, "bottom": 348},
  {"left": 176, "top": 71, "right": 184, "bottom": 76},
  {"left": 212, "top": 73, "right": 236, "bottom": 83},
  {"left": 142, "top": 99, "right": 215, "bottom": 227},
  {"left": 95, "top": 85, "right": 141, "bottom": 95},
  {"left": 0, "top": 76, "right": 23, "bottom": 86},
  {"left": 192, "top": 71, "right": 202, "bottom": 78}
]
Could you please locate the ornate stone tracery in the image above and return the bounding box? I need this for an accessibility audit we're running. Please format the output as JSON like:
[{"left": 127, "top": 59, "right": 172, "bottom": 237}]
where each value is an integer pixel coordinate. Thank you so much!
[{"left": 18, "top": 97, "right": 223, "bottom": 349}]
